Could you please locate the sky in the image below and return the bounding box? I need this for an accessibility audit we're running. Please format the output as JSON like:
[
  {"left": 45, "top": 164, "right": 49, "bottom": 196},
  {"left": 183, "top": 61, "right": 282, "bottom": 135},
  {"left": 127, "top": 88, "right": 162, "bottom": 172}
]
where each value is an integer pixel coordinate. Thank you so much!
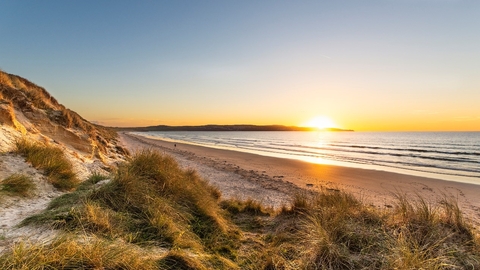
[{"left": 1, "top": 0, "right": 479, "bottom": 131}]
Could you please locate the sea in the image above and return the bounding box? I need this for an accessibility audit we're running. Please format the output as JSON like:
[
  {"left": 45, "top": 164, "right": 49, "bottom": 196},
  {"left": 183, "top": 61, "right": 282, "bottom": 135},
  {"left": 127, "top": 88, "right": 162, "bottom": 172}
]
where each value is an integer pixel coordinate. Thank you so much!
[{"left": 134, "top": 131, "right": 480, "bottom": 185}]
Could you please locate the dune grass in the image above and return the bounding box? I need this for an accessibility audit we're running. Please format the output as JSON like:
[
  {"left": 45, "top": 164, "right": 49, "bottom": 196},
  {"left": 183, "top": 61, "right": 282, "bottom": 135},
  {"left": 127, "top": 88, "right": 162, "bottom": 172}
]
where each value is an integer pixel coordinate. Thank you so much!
[
  {"left": 1, "top": 70, "right": 59, "bottom": 111},
  {"left": 221, "top": 198, "right": 271, "bottom": 216},
  {"left": 20, "top": 150, "right": 241, "bottom": 268},
  {"left": 261, "top": 191, "right": 479, "bottom": 269},
  {"left": 5, "top": 149, "right": 480, "bottom": 269},
  {"left": 0, "top": 174, "right": 35, "bottom": 197},
  {"left": 157, "top": 250, "right": 209, "bottom": 270},
  {"left": 0, "top": 235, "right": 159, "bottom": 270},
  {"left": 82, "top": 150, "right": 239, "bottom": 252},
  {"left": 386, "top": 193, "right": 479, "bottom": 269},
  {"left": 0, "top": 70, "right": 15, "bottom": 89},
  {"left": 15, "top": 138, "right": 78, "bottom": 190},
  {"left": 20, "top": 173, "right": 110, "bottom": 227}
]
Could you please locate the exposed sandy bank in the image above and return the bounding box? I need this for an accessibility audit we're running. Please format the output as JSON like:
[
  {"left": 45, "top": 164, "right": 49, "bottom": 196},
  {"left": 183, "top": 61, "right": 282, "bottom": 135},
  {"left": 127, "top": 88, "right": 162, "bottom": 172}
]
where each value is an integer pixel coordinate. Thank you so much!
[
  {"left": 0, "top": 153, "right": 61, "bottom": 253},
  {"left": 119, "top": 132, "right": 480, "bottom": 228}
]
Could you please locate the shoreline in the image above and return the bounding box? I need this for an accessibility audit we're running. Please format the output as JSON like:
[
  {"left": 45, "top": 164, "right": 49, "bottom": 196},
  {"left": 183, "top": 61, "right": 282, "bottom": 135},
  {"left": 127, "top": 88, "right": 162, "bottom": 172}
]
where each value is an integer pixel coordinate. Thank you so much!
[
  {"left": 119, "top": 132, "right": 480, "bottom": 228},
  {"left": 127, "top": 131, "right": 479, "bottom": 184}
]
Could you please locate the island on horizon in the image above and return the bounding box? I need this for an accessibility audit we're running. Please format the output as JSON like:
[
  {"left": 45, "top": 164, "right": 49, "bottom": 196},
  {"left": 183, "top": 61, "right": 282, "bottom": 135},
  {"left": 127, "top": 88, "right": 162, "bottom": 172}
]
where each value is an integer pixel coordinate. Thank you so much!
[{"left": 117, "top": 124, "right": 354, "bottom": 132}]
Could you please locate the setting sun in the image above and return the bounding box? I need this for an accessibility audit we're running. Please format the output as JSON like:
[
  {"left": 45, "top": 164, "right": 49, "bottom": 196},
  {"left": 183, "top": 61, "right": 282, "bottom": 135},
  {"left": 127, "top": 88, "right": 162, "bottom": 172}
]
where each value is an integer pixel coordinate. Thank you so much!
[{"left": 303, "top": 116, "right": 338, "bottom": 130}]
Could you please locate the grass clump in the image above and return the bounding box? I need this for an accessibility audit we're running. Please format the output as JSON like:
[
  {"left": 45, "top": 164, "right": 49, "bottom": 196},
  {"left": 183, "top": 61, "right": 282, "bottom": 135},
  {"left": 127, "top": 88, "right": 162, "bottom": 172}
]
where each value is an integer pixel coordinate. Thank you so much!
[
  {"left": 21, "top": 173, "right": 109, "bottom": 226},
  {"left": 221, "top": 198, "right": 270, "bottom": 216},
  {"left": 287, "top": 191, "right": 386, "bottom": 269},
  {"left": 46, "top": 149, "right": 240, "bottom": 264},
  {"left": 253, "top": 190, "right": 480, "bottom": 269},
  {"left": 0, "top": 174, "right": 35, "bottom": 197},
  {"left": 158, "top": 250, "right": 207, "bottom": 270},
  {"left": 15, "top": 138, "right": 78, "bottom": 190},
  {"left": 385, "top": 193, "right": 479, "bottom": 269},
  {"left": 0, "top": 235, "right": 159, "bottom": 270}
]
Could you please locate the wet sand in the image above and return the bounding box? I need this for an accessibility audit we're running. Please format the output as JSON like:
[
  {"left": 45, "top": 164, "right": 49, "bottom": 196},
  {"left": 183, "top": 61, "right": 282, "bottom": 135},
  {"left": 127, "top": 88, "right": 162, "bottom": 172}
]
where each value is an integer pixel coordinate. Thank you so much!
[{"left": 119, "top": 132, "right": 480, "bottom": 228}]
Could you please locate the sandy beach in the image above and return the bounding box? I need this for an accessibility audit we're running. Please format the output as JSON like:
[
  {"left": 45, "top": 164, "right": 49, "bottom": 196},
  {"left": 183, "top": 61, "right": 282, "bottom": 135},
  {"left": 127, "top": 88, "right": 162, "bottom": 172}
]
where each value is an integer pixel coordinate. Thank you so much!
[{"left": 119, "top": 132, "right": 480, "bottom": 228}]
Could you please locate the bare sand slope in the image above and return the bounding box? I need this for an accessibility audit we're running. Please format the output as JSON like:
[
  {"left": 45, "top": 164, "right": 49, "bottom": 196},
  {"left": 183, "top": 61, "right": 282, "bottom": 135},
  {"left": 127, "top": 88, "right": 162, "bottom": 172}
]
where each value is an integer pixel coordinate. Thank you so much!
[
  {"left": 119, "top": 132, "right": 480, "bottom": 228},
  {"left": 0, "top": 153, "right": 61, "bottom": 253}
]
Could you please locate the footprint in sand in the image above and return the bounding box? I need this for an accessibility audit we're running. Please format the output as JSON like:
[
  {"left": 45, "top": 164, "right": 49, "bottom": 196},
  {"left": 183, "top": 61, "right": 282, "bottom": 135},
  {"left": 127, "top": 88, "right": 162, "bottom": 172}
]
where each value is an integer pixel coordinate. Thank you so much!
[
  {"left": 410, "top": 182, "right": 434, "bottom": 192},
  {"left": 444, "top": 186, "right": 465, "bottom": 197}
]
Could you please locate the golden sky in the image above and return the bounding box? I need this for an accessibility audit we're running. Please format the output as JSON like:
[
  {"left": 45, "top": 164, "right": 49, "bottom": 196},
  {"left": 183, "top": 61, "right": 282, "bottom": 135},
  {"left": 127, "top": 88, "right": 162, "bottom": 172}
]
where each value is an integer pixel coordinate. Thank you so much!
[{"left": 2, "top": 1, "right": 479, "bottom": 131}]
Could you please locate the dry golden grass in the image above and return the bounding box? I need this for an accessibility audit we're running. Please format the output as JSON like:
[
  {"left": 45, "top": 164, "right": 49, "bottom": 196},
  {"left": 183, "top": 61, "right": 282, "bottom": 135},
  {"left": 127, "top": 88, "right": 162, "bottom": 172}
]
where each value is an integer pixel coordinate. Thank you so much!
[
  {"left": 157, "top": 250, "right": 208, "bottom": 270},
  {"left": 0, "top": 70, "right": 59, "bottom": 110},
  {"left": 15, "top": 138, "right": 78, "bottom": 190},
  {"left": 0, "top": 100, "right": 16, "bottom": 127},
  {"left": 0, "top": 174, "right": 36, "bottom": 197},
  {"left": 268, "top": 190, "right": 479, "bottom": 269},
  {"left": 221, "top": 198, "right": 271, "bottom": 216},
  {"left": 0, "top": 71, "right": 15, "bottom": 89},
  {"left": 0, "top": 235, "right": 159, "bottom": 270},
  {"left": 7, "top": 149, "right": 480, "bottom": 269},
  {"left": 40, "top": 150, "right": 241, "bottom": 261},
  {"left": 385, "top": 193, "right": 479, "bottom": 269}
]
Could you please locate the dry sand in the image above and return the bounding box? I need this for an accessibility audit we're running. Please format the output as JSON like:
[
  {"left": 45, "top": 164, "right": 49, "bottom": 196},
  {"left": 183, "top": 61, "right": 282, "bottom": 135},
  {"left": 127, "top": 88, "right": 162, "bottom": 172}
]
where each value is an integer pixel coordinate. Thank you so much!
[
  {"left": 0, "top": 153, "right": 61, "bottom": 253},
  {"left": 0, "top": 123, "right": 119, "bottom": 253},
  {"left": 119, "top": 132, "right": 480, "bottom": 228}
]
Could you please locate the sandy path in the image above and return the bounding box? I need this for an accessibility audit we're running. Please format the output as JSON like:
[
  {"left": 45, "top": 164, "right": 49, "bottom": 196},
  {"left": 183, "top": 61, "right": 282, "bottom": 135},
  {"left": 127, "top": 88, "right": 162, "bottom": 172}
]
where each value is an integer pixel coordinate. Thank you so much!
[
  {"left": 119, "top": 132, "right": 480, "bottom": 228},
  {"left": 0, "top": 154, "right": 61, "bottom": 253}
]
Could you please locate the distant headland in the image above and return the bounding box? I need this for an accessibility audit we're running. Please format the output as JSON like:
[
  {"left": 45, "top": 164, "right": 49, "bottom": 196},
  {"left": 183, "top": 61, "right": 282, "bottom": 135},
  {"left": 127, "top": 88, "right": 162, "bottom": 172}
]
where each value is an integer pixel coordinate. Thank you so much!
[{"left": 118, "top": 124, "right": 354, "bottom": 132}]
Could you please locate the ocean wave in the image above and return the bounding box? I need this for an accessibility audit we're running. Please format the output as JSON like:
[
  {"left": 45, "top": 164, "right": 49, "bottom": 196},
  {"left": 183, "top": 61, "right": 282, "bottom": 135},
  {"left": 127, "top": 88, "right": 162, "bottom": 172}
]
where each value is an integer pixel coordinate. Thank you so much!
[
  {"left": 263, "top": 143, "right": 478, "bottom": 164},
  {"left": 328, "top": 143, "right": 480, "bottom": 156}
]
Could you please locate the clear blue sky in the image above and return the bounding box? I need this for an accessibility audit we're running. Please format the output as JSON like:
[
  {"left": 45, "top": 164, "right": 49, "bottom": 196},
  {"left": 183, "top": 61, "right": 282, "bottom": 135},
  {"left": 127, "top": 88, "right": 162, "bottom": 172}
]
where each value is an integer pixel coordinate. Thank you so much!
[{"left": 1, "top": 0, "right": 479, "bottom": 130}]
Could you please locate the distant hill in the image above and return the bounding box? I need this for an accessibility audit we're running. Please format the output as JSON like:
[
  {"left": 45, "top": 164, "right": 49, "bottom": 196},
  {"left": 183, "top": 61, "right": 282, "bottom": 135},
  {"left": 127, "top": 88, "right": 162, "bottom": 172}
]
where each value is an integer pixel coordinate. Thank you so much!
[{"left": 119, "top": 124, "right": 353, "bottom": 132}]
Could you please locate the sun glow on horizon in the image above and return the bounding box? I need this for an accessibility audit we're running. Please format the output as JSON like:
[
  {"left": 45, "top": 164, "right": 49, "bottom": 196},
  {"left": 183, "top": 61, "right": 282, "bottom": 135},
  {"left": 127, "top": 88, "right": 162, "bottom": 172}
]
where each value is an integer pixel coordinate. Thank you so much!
[{"left": 303, "top": 116, "right": 338, "bottom": 130}]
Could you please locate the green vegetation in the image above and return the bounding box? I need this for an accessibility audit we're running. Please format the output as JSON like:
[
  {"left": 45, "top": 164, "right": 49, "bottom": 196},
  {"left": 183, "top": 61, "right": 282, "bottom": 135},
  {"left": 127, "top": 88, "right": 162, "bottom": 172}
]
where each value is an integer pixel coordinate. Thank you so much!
[
  {"left": 15, "top": 138, "right": 78, "bottom": 190},
  {"left": 21, "top": 173, "right": 109, "bottom": 226},
  {"left": 0, "top": 174, "right": 35, "bottom": 197},
  {"left": 3, "top": 149, "right": 479, "bottom": 269}
]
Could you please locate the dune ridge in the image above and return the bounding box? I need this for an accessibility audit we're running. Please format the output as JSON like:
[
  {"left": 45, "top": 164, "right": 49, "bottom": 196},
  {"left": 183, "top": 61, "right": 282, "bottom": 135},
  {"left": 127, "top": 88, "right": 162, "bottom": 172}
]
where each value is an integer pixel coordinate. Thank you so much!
[{"left": 0, "top": 70, "right": 127, "bottom": 253}]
